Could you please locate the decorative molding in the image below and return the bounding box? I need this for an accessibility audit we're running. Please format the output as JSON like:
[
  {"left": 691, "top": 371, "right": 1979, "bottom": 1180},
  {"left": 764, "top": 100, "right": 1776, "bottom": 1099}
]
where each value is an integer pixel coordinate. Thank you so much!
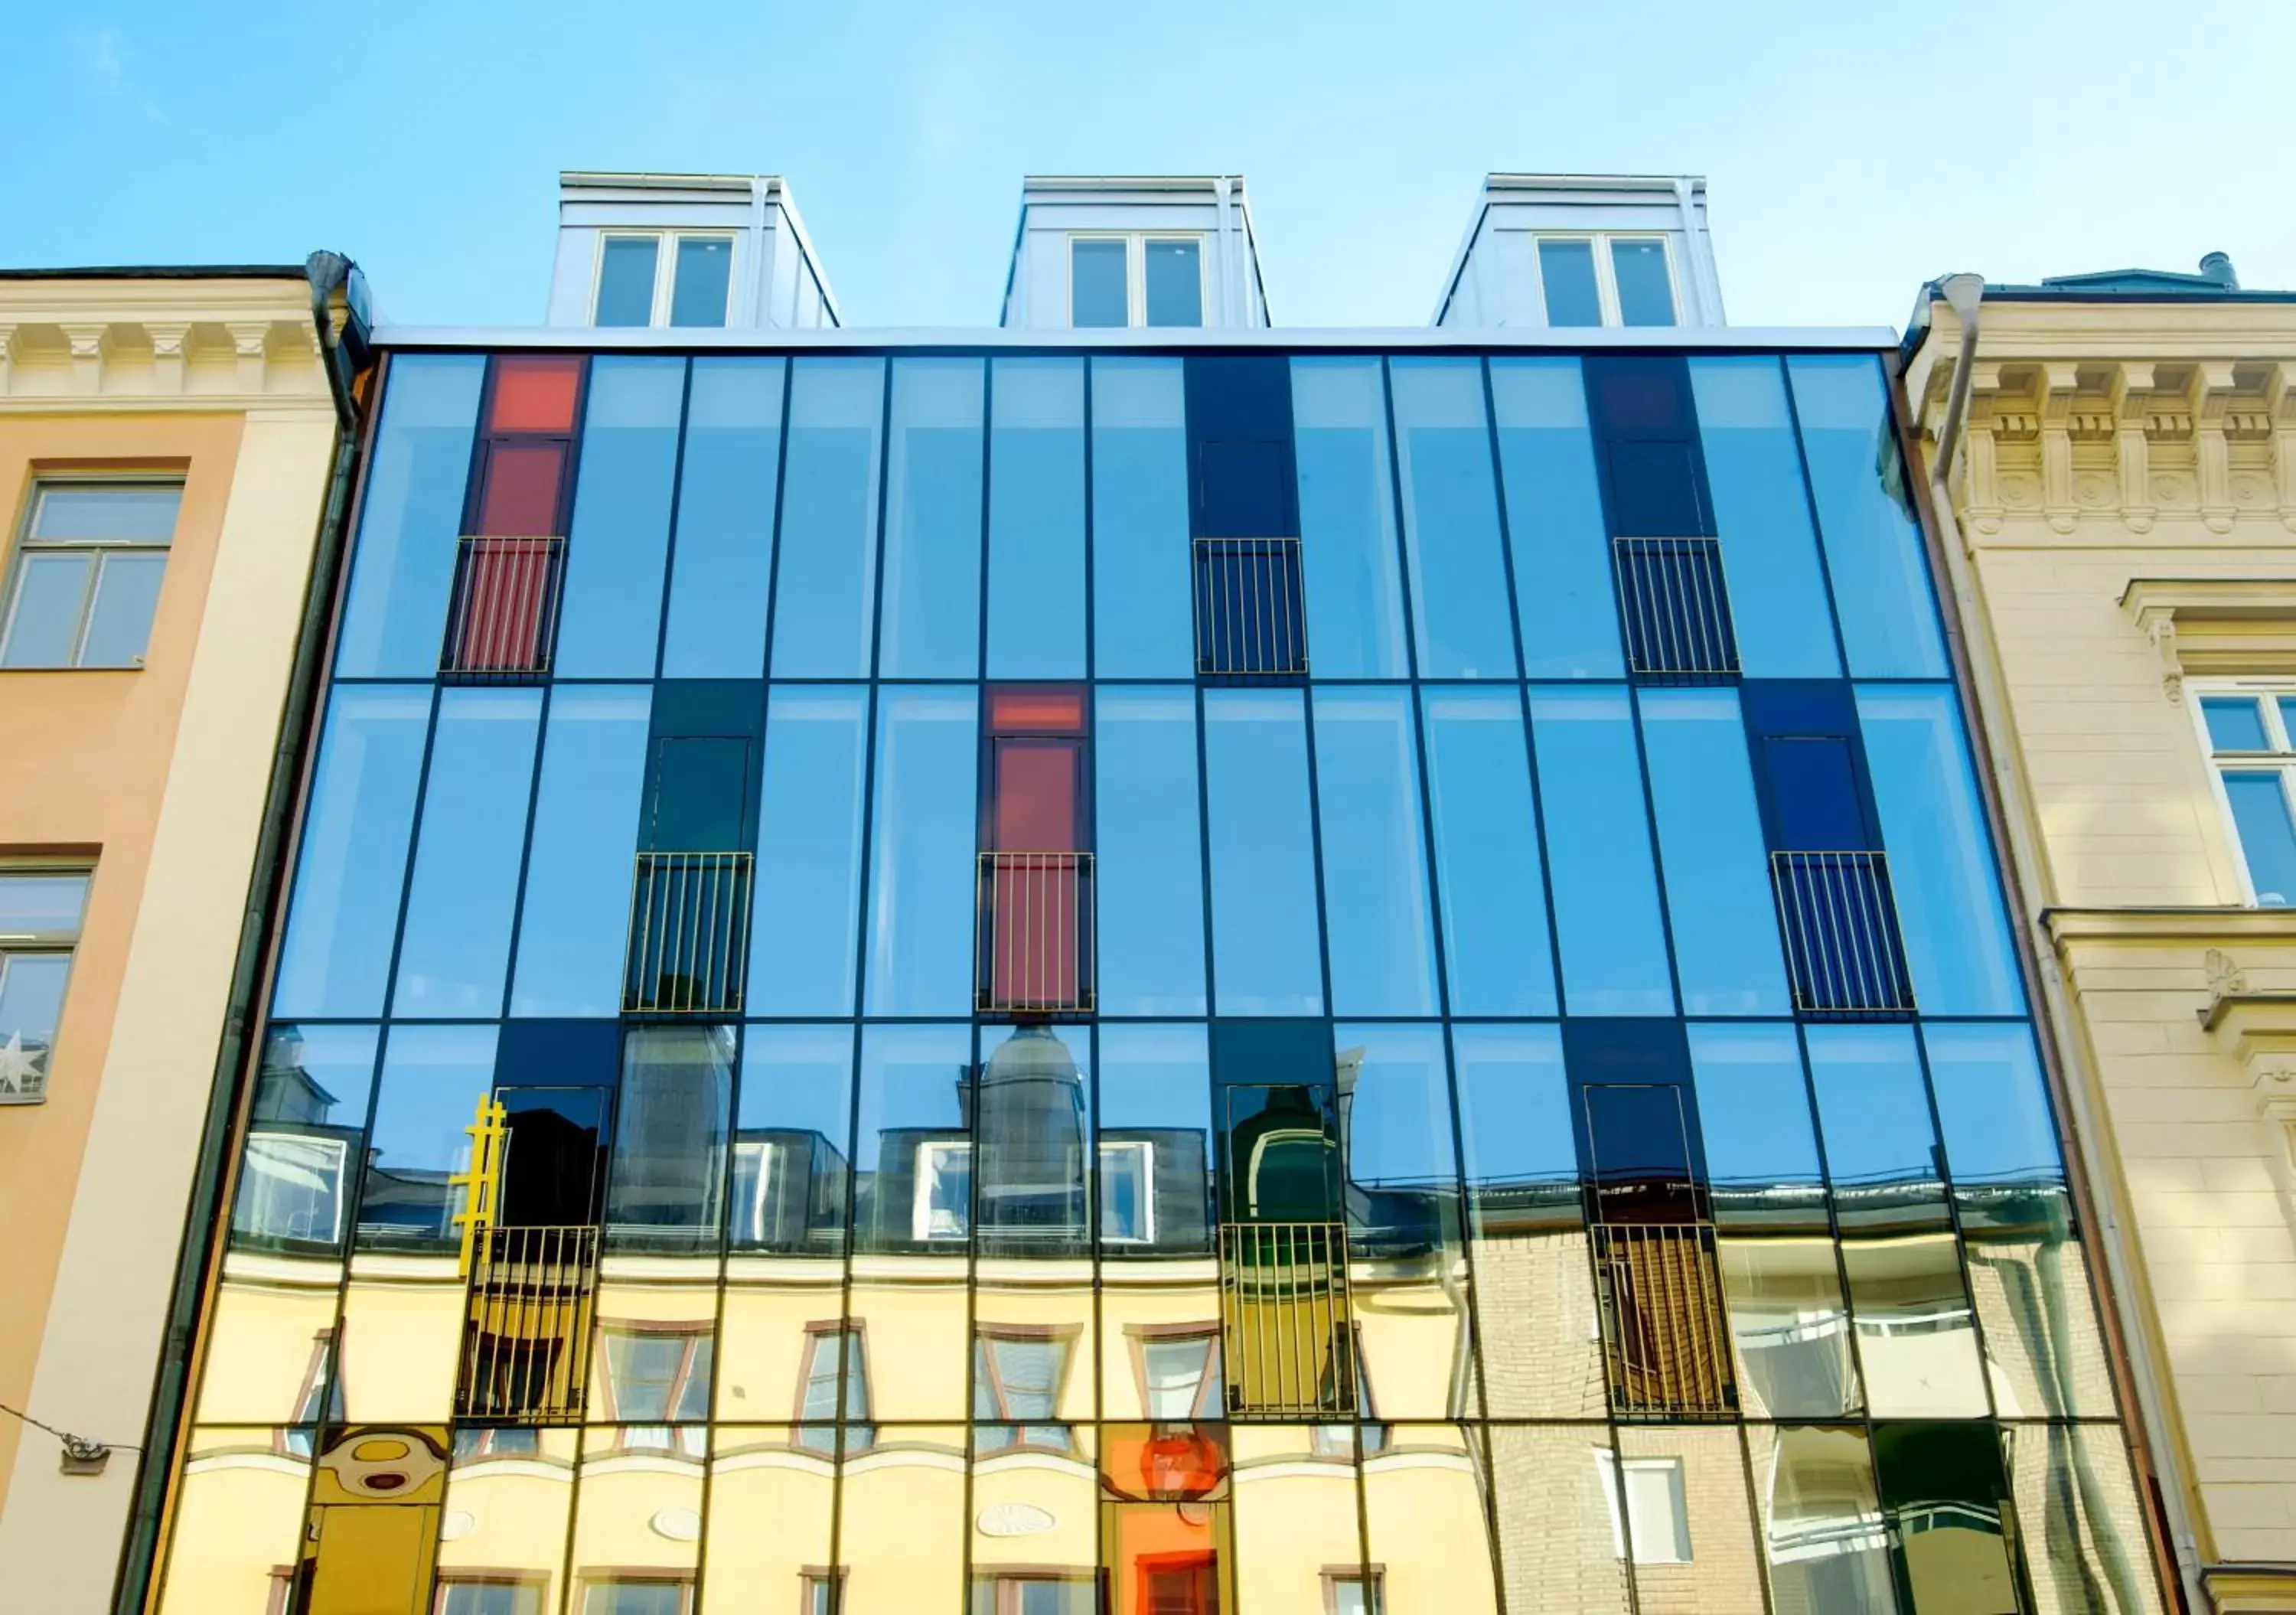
[
  {"left": 144, "top": 322, "right": 192, "bottom": 395},
  {"left": 2120, "top": 578, "right": 2296, "bottom": 700},
  {"left": 2046, "top": 904, "right": 2296, "bottom": 948},
  {"left": 2203, "top": 948, "right": 2252, "bottom": 1023},
  {"left": 0, "top": 324, "right": 14, "bottom": 398},
  {"left": 58, "top": 322, "right": 110, "bottom": 394},
  {"left": 224, "top": 321, "right": 271, "bottom": 395}
]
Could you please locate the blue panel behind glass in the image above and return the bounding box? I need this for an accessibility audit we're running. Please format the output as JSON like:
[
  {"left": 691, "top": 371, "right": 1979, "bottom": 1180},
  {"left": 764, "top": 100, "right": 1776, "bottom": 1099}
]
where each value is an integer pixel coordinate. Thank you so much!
[
  {"left": 335, "top": 355, "right": 484, "bottom": 678},
  {"left": 1528, "top": 686, "right": 1673, "bottom": 1016},
  {"left": 272, "top": 685, "right": 432, "bottom": 1018},
  {"left": 1204, "top": 689, "right": 1324, "bottom": 1016},
  {"left": 1390, "top": 358, "right": 1518, "bottom": 679},
  {"left": 751, "top": 687, "right": 870, "bottom": 1015},
  {"left": 357, "top": 1023, "right": 499, "bottom": 1250},
  {"left": 1921, "top": 1023, "right": 2065, "bottom": 1187},
  {"left": 1489, "top": 357, "right": 1622, "bottom": 679},
  {"left": 1420, "top": 687, "right": 1557, "bottom": 1016},
  {"left": 772, "top": 358, "right": 885, "bottom": 677},
  {"left": 1688, "top": 357, "right": 1841, "bottom": 677},
  {"left": 863, "top": 687, "right": 978, "bottom": 1014},
  {"left": 987, "top": 357, "right": 1086, "bottom": 678},
  {"left": 1091, "top": 358, "right": 1194, "bottom": 677},
  {"left": 1452, "top": 1024, "right": 1576, "bottom": 1185},
  {"left": 1290, "top": 357, "right": 1410, "bottom": 677},
  {"left": 661, "top": 358, "right": 784, "bottom": 678},
  {"left": 510, "top": 686, "right": 651, "bottom": 1017},
  {"left": 1855, "top": 684, "right": 2025, "bottom": 1014},
  {"left": 1313, "top": 687, "right": 1440, "bottom": 1016},
  {"left": 556, "top": 356, "right": 687, "bottom": 677},
  {"left": 1094, "top": 688, "right": 1207, "bottom": 1016},
  {"left": 879, "top": 358, "right": 984, "bottom": 678},
  {"left": 1186, "top": 357, "right": 1297, "bottom": 539},
  {"left": 1805, "top": 1023, "right": 1939, "bottom": 1189},
  {"left": 1788, "top": 355, "right": 1947, "bottom": 678},
  {"left": 1639, "top": 688, "right": 1791, "bottom": 1015},
  {"left": 1687, "top": 1023, "right": 1821, "bottom": 1187}
]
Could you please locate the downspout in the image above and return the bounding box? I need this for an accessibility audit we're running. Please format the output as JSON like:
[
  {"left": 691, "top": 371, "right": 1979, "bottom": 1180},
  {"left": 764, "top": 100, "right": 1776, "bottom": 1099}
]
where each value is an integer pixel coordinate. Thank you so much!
[
  {"left": 1214, "top": 177, "right": 1235, "bottom": 328},
  {"left": 108, "top": 251, "right": 374, "bottom": 1615},
  {"left": 1919, "top": 276, "right": 2209, "bottom": 1615}
]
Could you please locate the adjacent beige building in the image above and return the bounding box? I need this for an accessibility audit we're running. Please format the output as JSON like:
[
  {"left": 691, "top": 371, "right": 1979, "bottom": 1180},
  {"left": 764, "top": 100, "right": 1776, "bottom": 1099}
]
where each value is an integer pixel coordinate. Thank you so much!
[{"left": 1907, "top": 258, "right": 2296, "bottom": 1613}]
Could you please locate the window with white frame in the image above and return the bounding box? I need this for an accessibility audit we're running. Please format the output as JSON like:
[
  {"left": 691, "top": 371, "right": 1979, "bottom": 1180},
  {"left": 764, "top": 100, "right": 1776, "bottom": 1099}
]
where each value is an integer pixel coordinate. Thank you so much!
[
  {"left": 1099, "top": 1139, "right": 1155, "bottom": 1244},
  {"left": 1137, "top": 1330, "right": 1222, "bottom": 1419},
  {"left": 2, "top": 481, "right": 180, "bottom": 669},
  {"left": 601, "top": 1326, "right": 712, "bottom": 1454},
  {"left": 913, "top": 1140, "right": 973, "bottom": 1241},
  {"left": 0, "top": 869, "right": 89, "bottom": 1104},
  {"left": 2197, "top": 685, "right": 2296, "bottom": 905},
  {"left": 1533, "top": 234, "right": 1678, "bottom": 329},
  {"left": 593, "top": 233, "right": 735, "bottom": 329},
  {"left": 1595, "top": 1449, "right": 1693, "bottom": 1564},
  {"left": 1067, "top": 234, "right": 1205, "bottom": 328}
]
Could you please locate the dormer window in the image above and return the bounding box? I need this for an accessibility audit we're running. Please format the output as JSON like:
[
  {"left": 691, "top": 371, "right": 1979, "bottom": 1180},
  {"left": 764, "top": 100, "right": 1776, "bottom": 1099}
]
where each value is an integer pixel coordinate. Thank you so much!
[
  {"left": 593, "top": 232, "right": 736, "bottom": 328},
  {"left": 1068, "top": 234, "right": 1205, "bottom": 328},
  {"left": 1535, "top": 234, "right": 1678, "bottom": 329}
]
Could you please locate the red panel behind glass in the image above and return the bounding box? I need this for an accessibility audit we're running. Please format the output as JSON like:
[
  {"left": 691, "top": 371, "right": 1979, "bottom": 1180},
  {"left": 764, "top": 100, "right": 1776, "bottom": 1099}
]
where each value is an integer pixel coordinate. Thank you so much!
[
  {"left": 478, "top": 442, "right": 568, "bottom": 537},
  {"left": 489, "top": 355, "right": 584, "bottom": 433}
]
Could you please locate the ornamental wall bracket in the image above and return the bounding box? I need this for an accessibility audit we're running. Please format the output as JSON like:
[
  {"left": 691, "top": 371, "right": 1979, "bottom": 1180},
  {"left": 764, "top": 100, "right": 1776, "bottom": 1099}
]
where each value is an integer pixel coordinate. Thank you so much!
[{"left": 2121, "top": 577, "right": 2296, "bottom": 704}]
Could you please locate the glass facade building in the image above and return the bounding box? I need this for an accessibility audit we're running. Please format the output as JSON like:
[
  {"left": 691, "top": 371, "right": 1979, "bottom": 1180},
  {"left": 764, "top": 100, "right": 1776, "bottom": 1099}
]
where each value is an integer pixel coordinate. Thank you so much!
[{"left": 152, "top": 336, "right": 2165, "bottom": 1615}]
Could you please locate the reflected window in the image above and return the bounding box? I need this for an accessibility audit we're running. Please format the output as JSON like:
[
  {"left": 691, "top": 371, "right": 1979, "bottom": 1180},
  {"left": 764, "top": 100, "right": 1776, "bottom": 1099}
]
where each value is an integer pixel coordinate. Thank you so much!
[
  {"left": 1101, "top": 1141, "right": 1156, "bottom": 1243},
  {"left": 582, "top": 1583, "right": 691, "bottom": 1615},
  {"left": 797, "top": 1325, "right": 870, "bottom": 1452},
  {"left": 731, "top": 1024, "right": 852, "bottom": 1254},
  {"left": 602, "top": 1326, "right": 713, "bottom": 1451},
  {"left": 0, "top": 868, "right": 87, "bottom": 1105},
  {"left": 974, "top": 1331, "right": 1071, "bottom": 1450},
  {"left": 230, "top": 1025, "right": 379, "bottom": 1249},
  {"left": 971, "top": 1576, "right": 1097, "bottom": 1615},
  {"left": 2196, "top": 685, "right": 2296, "bottom": 905},
  {"left": 1326, "top": 1573, "right": 1384, "bottom": 1615},
  {"left": 2, "top": 480, "right": 179, "bottom": 668},
  {"left": 356, "top": 1025, "right": 498, "bottom": 1251},
  {"left": 441, "top": 1582, "right": 547, "bottom": 1615},
  {"left": 1137, "top": 1332, "right": 1222, "bottom": 1419},
  {"left": 1596, "top": 1450, "right": 1691, "bottom": 1562},
  {"left": 914, "top": 1140, "right": 973, "bottom": 1241},
  {"left": 604, "top": 1026, "right": 733, "bottom": 1253}
]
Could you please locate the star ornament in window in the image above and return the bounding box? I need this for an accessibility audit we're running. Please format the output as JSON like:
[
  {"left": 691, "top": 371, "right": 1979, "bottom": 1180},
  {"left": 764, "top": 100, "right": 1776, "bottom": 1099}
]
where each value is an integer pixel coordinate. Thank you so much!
[{"left": 0, "top": 1031, "right": 48, "bottom": 1100}]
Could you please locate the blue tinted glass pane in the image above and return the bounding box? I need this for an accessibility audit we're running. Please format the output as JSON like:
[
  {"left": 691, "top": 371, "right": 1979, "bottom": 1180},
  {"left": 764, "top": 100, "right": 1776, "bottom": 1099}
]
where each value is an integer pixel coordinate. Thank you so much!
[
  {"left": 1339, "top": 1022, "right": 1456, "bottom": 1183},
  {"left": 1099, "top": 1023, "right": 1213, "bottom": 1254},
  {"left": 662, "top": 358, "right": 783, "bottom": 677},
  {"left": 1688, "top": 1024, "right": 1820, "bottom": 1186},
  {"left": 30, "top": 484, "right": 179, "bottom": 541},
  {"left": 1788, "top": 356, "right": 1946, "bottom": 677},
  {"left": 863, "top": 687, "right": 978, "bottom": 1014},
  {"left": 735, "top": 1024, "right": 855, "bottom": 1251},
  {"left": 1922, "top": 1024, "right": 2063, "bottom": 1187},
  {"left": 79, "top": 551, "right": 165, "bottom": 666},
  {"left": 1144, "top": 240, "right": 1203, "bottom": 328},
  {"left": 987, "top": 357, "right": 1085, "bottom": 678},
  {"left": 1291, "top": 357, "right": 1410, "bottom": 677},
  {"left": 1805, "top": 1025, "right": 1938, "bottom": 1190},
  {"left": 1421, "top": 687, "right": 1557, "bottom": 1015},
  {"left": 669, "top": 237, "right": 733, "bottom": 328},
  {"left": 510, "top": 686, "right": 651, "bottom": 1016},
  {"left": 1452, "top": 1024, "right": 1574, "bottom": 1184},
  {"left": 605, "top": 1025, "right": 734, "bottom": 1251},
  {"left": 1071, "top": 241, "right": 1128, "bottom": 328},
  {"left": 1689, "top": 358, "right": 1840, "bottom": 677},
  {"left": 1538, "top": 240, "right": 1602, "bottom": 328},
  {"left": 751, "top": 687, "right": 869, "bottom": 1015},
  {"left": 595, "top": 238, "right": 658, "bottom": 326},
  {"left": 2225, "top": 773, "right": 2296, "bottom": 906},
  {"left": 2276, "top": 700, "right": 2296, "bottom": 750},
  {"left": 879, "top": 359, "right": 984, "bottom": 677},
  {"left": 2202, "top": 695, "right": 2268, "bottom": 752},
  {"left": 556, "top": 357, "right": 687, "bottom": 676},
  {"left": 336, "top": 356, "right": 484, "bottom": 677},
  {"left": 357, "top": 1024, "right": 497, "bottom": 1251},
  {"left": 1204, "top": 690, "right": 1323, "bottom": 1016},
  {"left": 772, "top": 358, "right": 885, "bottom": 677},
  {"left": 1528, "top": 687, "right": 1673, "bottom": 1015},
  {"left": 1610, "top": 240, "right": 1676, "bottom": 328},
  {"left": 272, "top": 686, "right": 432, "bottom": 1017},
  {"left": 1313, "top": 688, "right": 1440, "bottom": 1016},
  {"left": 1639, "top": 689, "right": 1791, "bottom": 1015},
  {"left": 391, "top": 689, "right": 543, "bottom": 1016},
  {"left": 1, "top": 553, "right": 89, "bottom": 667},
  {"left": 1095, "top": 688, "right": 1206, "bottom": 1016},
  {"left": 854, "top": 1023, "right": 971, "bottom": 1251},
  {"left": 1855, "top": 686, "right": 2025, "bottom": 1014},
  {"left": 1391, "top": 359, "right": 1517, "bottom": 679},
  {"left": 1489, "top": 357, "right": 1621, "bottom": 679},
  {"left": 1091, "top": 358, "right": 1192, "bottom": 677}
]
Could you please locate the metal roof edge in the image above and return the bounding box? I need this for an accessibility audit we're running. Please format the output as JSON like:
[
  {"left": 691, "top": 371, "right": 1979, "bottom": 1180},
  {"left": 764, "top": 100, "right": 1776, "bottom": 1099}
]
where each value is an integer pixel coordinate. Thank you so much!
[
  {"left": 376, "top": 322, "right": 1898, "bottom": 352},
  {"left": 0, "top": 264, "right": 309, "bottom": 282}
]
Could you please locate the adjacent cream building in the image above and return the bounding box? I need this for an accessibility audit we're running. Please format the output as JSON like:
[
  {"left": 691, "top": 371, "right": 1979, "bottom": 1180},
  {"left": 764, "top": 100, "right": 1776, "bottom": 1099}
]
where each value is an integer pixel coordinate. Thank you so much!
[{"left": 1906, "top": 258, "right": 2296, "bottom": 1613}]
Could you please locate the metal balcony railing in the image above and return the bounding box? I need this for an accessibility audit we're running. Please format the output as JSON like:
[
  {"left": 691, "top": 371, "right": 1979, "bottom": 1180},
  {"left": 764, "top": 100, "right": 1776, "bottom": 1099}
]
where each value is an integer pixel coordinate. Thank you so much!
[
  {"left": 1590, "top": 1220, "right": 1736, "bottom": 1418},
  {"left": 457, "top": 1222, "right": 599, "bottom": 1423},
  {"left": 625, "top": 852, "right": 754, "bottom": 1015},
  {"left": 442, "top": 535, "right": 566, "bottom": 679},
  {"left": 1613, "top": 537, "right": 1740, "bottom": 680},
  {"left": 1770, "top": 850, "right": 1917, "bottom": 1016},
  {"left": 1195, "top": 537, "right": 1307, "bottom": 677},
  {"left": 1218, "top": 1221, "right": 1357, "bottom": 1418},
  {"left": 976, "top": 852, "right": 1095, "bottom": 1015}
]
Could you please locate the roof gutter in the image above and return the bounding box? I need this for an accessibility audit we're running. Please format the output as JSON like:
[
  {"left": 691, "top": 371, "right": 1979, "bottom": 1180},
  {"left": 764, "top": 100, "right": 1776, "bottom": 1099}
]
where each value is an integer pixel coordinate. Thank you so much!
[{"left": 107, "top": 250, "right": 373, "bottom": 1615}]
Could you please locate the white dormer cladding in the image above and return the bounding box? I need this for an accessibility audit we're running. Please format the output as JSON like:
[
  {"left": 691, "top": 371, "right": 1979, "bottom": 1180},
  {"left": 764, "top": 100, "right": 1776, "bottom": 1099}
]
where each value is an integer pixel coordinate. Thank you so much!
[
  {"left": 1000, "top": 176, "right": 1270, "bottom": 331},
  {"left": 546, "top": 172, "right": 841, "bottom": 330},
  {"left": 1435, "top": 174, "right": 1725, "bottom": 329}
]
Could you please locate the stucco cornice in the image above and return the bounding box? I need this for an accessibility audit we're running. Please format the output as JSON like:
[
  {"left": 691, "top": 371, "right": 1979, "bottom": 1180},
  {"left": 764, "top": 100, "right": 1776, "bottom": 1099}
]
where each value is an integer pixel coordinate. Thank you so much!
[
  {"left": 0, "top": 277, "right": 326, "bottom": 406},
  {"left": 2043, "top": 905, "right": 2296, "bottom": 948}
]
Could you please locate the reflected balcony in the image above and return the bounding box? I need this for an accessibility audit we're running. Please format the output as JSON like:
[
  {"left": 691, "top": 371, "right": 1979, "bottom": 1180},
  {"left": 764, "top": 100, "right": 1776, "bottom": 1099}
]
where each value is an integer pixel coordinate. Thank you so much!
[
  {"left": 456, "top": 1223, "right": 599, "bottom": 1424},
  {"left": 1613, "top": 536, "right": 1739, "bottom": 681},
  {"left": 624, "top": 851, "right": 755, "bottom": 1015},
  {"left": 1591, "top": 1220, "right": 1737, "bottom": 1418},
  {"left": 1195, "top": 537, "right": 1307, "bottom": 677},
  {"left": 1217, "top": 1220, "right": 1358, "bottom": 1418},
  {"left": 441, "top": 534, "right": 566, "bottom": 680},
  {"left": 976, "top": 852, "right": 1095, "bottom": 1016},
  {"left": 1769, "top": 850, "right": 1916, "bottom": 1017}
]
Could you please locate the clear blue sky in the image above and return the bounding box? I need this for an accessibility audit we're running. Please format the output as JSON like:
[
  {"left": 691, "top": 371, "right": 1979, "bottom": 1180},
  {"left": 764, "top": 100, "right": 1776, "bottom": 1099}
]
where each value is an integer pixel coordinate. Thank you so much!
[{"left": 7, "top": 1, "right": 2292, "bottom": 332}]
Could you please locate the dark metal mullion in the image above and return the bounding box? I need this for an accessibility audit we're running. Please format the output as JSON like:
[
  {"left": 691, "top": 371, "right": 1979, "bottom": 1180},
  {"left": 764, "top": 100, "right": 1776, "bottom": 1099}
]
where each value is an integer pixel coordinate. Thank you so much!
[{"left": 491, "top": 682, "right": 559, "bottom": 1021}]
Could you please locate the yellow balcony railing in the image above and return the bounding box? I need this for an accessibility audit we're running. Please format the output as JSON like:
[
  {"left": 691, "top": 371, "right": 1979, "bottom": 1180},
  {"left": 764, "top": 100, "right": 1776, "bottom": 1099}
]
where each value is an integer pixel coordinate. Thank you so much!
[
  {"left": 625, "top": 851, "right": 754, "bottom": 1015},
  {"left": 456, "top": 1223, "right": 599, "bottom": 1424},
  {"left": 976, "top": 851, "right": 1095, "bottom": 1015},
  {"left": 442, "top": 534, "right": 566, "bottom": 679},
  {"left": 1613, "top": 536, "right": 1740, "bottom": 680},
  {"left": 1590, "top": 1220, "right": 1737, "bottom": 1418},
  {"left": 1218, "top": 1220, "right": 1357, "bottom": 1418},
  {"left": 1769, "top": 850, "right": 1916, "bottom": 1016}
]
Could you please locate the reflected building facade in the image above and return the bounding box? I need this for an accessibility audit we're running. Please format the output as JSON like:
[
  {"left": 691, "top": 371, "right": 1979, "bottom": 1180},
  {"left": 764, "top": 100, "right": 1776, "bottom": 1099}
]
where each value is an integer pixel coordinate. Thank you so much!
[{"left": 140, "top": 177, "right": 2171, "bottom": 1614}]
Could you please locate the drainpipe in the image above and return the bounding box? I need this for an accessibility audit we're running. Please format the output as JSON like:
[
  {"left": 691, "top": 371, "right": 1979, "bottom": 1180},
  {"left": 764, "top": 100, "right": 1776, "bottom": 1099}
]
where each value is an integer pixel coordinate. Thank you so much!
[
  {"left": 107, "top": 252, "right": 373, "bottom": 1615},
  {"left": 1921, "top": 272, "right": 2210, "bottom": 1615},
  {"left": 1214, "top": 177, "right": 1235, "bottom": 328}
]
